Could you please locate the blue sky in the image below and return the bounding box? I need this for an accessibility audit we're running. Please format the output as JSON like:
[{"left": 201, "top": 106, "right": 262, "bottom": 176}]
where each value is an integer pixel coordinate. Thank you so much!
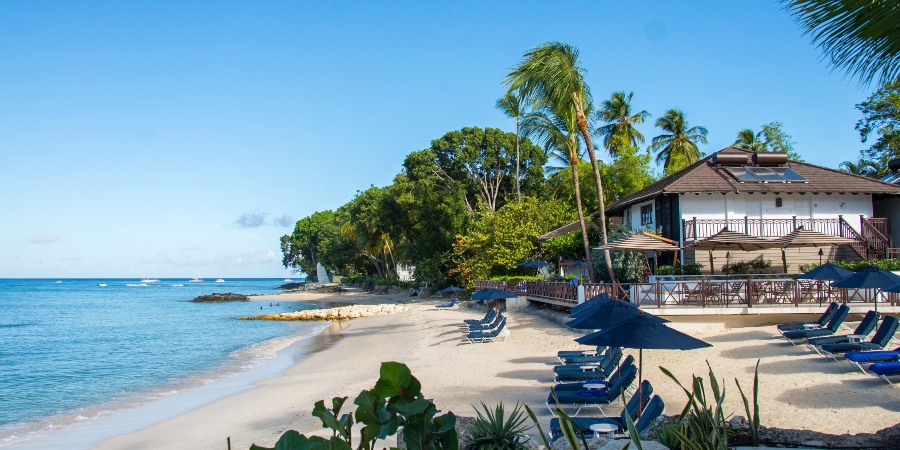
[{"left": 0, "top": 1, "right": 878, "bottom": 278}]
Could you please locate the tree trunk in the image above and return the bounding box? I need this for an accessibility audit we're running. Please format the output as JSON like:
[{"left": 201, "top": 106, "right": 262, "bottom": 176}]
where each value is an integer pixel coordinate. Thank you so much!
[
  {"left": 570, "top": 150, "right": 594, "bottom": 282},
  {"left": 573, "top": 93, "right": 615, "bottom": 283},
  {"left": 515, "top": 116, "right": 521, "bottom": 203}
]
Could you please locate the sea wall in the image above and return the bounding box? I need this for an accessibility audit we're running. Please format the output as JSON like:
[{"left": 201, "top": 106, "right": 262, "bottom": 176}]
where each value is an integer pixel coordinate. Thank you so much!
[{"left": 238, "top": 304, "right": 407, "bottom": 321}]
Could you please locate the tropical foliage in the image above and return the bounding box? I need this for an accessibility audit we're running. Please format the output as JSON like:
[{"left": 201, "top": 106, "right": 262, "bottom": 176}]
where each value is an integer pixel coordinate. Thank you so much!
[
  {"left": 595, "top": 91, "right": 651, "bottom": 156},
  {"left": 840, "top": 77, "right": 900, "bottom": 176},
  {"left": 649, "top": 109, "right": 709, "bottom": 175},
  {"left": 734, "top": 122, "right": 804, "bottom": 161},
  {"left": 783, "top": 0, "right": 900, "bottom": 86}
]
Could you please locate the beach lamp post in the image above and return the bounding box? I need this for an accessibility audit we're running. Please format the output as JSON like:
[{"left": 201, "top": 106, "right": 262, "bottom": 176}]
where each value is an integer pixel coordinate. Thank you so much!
[{"left": 818, "top": 248, "right": 824, "bottom": 265}]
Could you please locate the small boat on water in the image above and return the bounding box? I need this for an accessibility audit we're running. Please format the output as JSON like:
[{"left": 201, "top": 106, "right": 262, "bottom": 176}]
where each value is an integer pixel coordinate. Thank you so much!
[
  {"left": 215, "top": 278, "right": 225, "bottom": 283},
  {"left": 189, "top": 278, "right": 204, "bottom": 283},
  {"left": 98, "top": 283, "right": 107, "bottom": 287},
  {"left": 140, "top": 279, "right": 159, "bottom": 283},
  {"left": 171, "top": 284, "right": 183, "bottom": 287},
  {"left": 126, "top": 283, "right": 148, "bottom": 287},
  {"left": 284, "top": 278, "right": 293, "bottom": 282},
  {"left": 54, "top": 281, "right": 62, "bottom": 284}
]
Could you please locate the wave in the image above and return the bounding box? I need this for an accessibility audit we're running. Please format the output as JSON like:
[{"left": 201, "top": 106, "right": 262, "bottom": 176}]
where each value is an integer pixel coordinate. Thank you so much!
[{"left": 0, "top": 323, "right": 38, "bottom": 329}]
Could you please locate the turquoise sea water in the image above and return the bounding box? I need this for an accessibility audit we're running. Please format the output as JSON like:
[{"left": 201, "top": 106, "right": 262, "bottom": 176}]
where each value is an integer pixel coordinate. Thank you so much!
[{"left": 0, "top": 278, "right": 316, "bottom": 446}]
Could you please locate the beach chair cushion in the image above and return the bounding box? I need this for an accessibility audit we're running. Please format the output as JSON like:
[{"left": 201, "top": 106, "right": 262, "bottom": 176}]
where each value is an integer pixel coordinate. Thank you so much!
[
  {"left": 819, "top": 316, "right": 899, "bottom": 354},
  {"left": 555, "top": 355, "right": 634, "bottom": 383},
  {"left": 870, "top": 361, "right": 900, "bottom": 377},
  {"left": 547, "top": 366, "right": 636, "bottom": 406},
  {"left": 845, "top": 347, "right": 900, "bottom": 363},
  {"left": 633, "top": 395, "right": 665, "bottom": 435},
  {"left": 548, "top": 381, "right": 652, "bottom": 438},
  {"left": 557, "top": 346, "right": 606, "bottom": 359},
  {"left": 464, "top": 309, "right": 495, "bottom": 325},
  {"left": 782, "top": 305, "right": 849, "bottom": 340}
]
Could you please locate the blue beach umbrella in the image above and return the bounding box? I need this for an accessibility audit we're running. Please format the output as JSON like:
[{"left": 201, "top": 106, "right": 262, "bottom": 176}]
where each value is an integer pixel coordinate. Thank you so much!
[
  {"left": 567, "top": 302, "right": 668, "bottom": 330},
  {"left": 471, "top": 289, "right": 517, "bottom": 300},
  {"left": 439, "top": 286, "right": 464, "bottom": 293},
  {"left": 515, "top": 261, "right": 552, "bottom": 268},
  {"left": 569, "top": 261, "right": 588, "bottom": 267},
  {"left": 569, "top": 293, "right": 617, "bottom": 316},
  {"left": 796, "top": 262, "right": 854, "bottom": 281},
  {"left": 831, "top": 266, "right": 900, "bottom": 320},
  {"left": 577, "top": 311, "right": 712, "bottom": 409}
]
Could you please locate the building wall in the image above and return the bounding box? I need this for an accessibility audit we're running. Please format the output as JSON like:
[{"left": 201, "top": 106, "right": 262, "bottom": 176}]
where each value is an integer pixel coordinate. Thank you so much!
[
  {"left": 682, "top": 245, "right": 862, "bottom": 274},
  {"left": 873, "top": 197, "right": 900, "bottom": 246}
]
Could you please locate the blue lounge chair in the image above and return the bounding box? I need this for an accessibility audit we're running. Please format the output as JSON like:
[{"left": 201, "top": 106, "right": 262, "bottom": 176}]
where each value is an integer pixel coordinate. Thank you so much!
[
  {"left": 777, "top": 302, "right": 837, "bottom": 334},
  {"left": 464, "top": 309, "right": 496, "bottom": 325},
  {"left": 549, "top": 380, "right": 652, "bottom": 440},
  {"left": 467, "top": 312, "right": 503, "bottom": 331},
  {"left": 560, "top": 351, "right": 620, "bottom": 365},
  {"left": 782, "top": 304, "right": 850, "bottom": 344},
  {"left": 435, "top": 298, "right": 458, "bottom": 309},
  {"left": 545, "top": 365, "right": 637, "bottom": 416},
  {"left": 807, "top": 310, "right": 879, "bottom": 353},
  {"left": 845, "top": 346, "right": 900, "bottom": 374},
  {"left": 554, "top": 348, "right": 622, "bottom": 381},
  {"left": 557, "top": 346, "right": 608, "bottom": 363},
  {"left": 870, "top": 361, "right": 900, "bottom": 386},
  {"left": 465, "top": 316, "right": 509, "bottom": 343},
  {"left": 553, "top": 356, "right": 636, "bottom": 392},
  {"left": 818, "top": 316, "right": 900, "bottom": 359}
]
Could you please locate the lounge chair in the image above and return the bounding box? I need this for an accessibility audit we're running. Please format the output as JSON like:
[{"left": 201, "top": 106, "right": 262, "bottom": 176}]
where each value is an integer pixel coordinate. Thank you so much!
[
  {"left": 781, "top": 304, "right": 850, "bottom": 344},
  {"left": 467, "top": 312, "right": 503, "bottom": 332},
  {"left": 845, "top": 346, "right": 900, "bottom": 374},
  {"left": 560, "top": 350, "right": 621, "bottom": 365},
  {"left": 545, "top": 365, "right": 637, "bottom": 416},
  {"left": 554, "top": 356, "right": 635, "bottom": 394},
  {"left": 549, "top": 380, "right": 652, "bottom": 440},
  {"left": 777, "top": 302, "right": 837, "bottom": 334},
  {"left": 557, "top": 346, "right": 608, "bottom": 363},
  {"left": 554, "top": 348, "right": 622, "bottom": 379},
  {"left": 465, "top": 316, "right": 509, "bottom": 343},
  {"left": 870, "top": 361, "right": 900, "bottom": 386},
  {"left": 807, "top": 310, "right": 879, "bottom": 353},
  {"left": 435, "top": 298, "right": 458, "bottom": 310},
  {"left": 818, "top": 316, "right": 900, "bottom": 360},
  {"left": 464, "top": 309, "right": 496, "bottom": 325}
]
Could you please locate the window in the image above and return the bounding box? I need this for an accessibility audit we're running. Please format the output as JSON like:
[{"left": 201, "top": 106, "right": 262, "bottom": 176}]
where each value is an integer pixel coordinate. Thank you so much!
[{"left": 640, "top": 204, "right": 653, "bottom": 226}]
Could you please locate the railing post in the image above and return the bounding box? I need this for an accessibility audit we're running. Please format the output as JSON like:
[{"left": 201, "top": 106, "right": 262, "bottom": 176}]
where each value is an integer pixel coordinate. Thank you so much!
[
  {"left": 838, "top": 215, "right": 844, "bottom": 237},
  {"left": 746, "top": 277, "right": 753, "bottom": 308},
  {"left": 692, "top": 217, "right": 698, "bottom": 240},
  {"left": 860, "top": 215, "right": 866, "bottom": 237},
  {"left": 656, "top": 279, "right": 661, "bottom": 308},
  {"left": 701, "top": 280, "right": 706, "bottom": 307},
  {"left": 744, "top": 216, "right": 749, "bottom": 234},
  {"left": 577, "top": 285, "right": 585, "bottom": 304},
  {"left": 792, "top": 215, "right": 797, "bottom": 230}
]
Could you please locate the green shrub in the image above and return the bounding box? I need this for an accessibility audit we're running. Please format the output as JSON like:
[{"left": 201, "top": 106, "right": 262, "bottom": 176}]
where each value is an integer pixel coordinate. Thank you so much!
[
  {"left": 487, "top": 275, "right": 543, "bottom": 282},
  {"left": 250, "top": 362, "right": 457, "bottom": 450},
  {"left": 466, "top": 402, "right": 531, "bottom": 450},
  {"left": 656, "top": 263, "right": 704, "bottom": 276}
]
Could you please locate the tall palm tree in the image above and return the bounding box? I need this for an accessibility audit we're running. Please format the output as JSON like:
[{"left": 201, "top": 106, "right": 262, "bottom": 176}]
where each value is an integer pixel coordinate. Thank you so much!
[
  {"left": 496, "top": 91, "right": 528, "bottom": 202},
  {"left": 506, "top": 42, "right": 615, "bottom": 282},
  {"left": 523, "top": 105, "right": 595, "bottom": 281},
  {"left": 733, "top": 128, "right": 767, "bottom": 151},
  {"left": 783, "top": 0, "right": 900, "bottom": 85},
  {"left": 649, "top": 109, "right": 709, "bottom": 173},
  {"left": 595, "top": 91, "right": 650, "bottom": 156},
  {"left": 839, "top": 158, "right": 881, "bottom": 177}
]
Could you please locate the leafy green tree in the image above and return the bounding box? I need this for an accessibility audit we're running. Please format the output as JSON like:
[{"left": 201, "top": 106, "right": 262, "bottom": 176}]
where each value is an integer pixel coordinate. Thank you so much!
[
  {"left": 734, "top": 122, "right": 804, "bottom": 161},
  {"left": 341, "top": 187, "right": 402, "bottom": 279},
  {"left": 280, "top": 210, "right": 336, "bottom": 277},
  {"left": 429, "top": 127, "right": 545, "bottom": 213},
  {"left": 649, "top": 109, "right": 709, "bottom": 175},
  {"left": 783, "top": 0, "right": 900, "bottom": 85},
  {"left": 595, "top": 91, "right": 650, "bottom": 156},
  {"left": 522, "top": 104, "right": 596, "bottom": 281},
  {"left": 603, "top": 145, "right": 656, "bottom": 204},
  {"left": 855, "top": 77, "right": 900, "bottom": 171},
  {"left": 496, "top": 91, "right": 530, "bottom": 202},
  {"left": 506, "top": 42, "right": 616, "bottom": 282},
  {"left": 451, "top": 197, "right": 574, "bottom": 286}
]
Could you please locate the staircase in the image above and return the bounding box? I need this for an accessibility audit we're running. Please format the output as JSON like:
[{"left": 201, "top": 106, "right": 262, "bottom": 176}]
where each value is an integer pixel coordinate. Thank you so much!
[{"left": 840, "top": 216, "right": 892, "bottom": 260}]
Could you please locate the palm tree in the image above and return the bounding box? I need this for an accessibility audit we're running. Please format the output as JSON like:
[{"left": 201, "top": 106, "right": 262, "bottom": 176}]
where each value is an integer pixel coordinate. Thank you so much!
[
  {"left": 783, "top": 0, "right": 900, "bottom": 85},
  {"left": 496, "top": 91, "right": 528, "bottom": 202},
  {"left": 595, "top": 91, "right": 650, "bottom": 156},
  {"left": 839, "top": 158, "right": 881, "bottom": 177},
  {"left": 649, "top": 109, "right": 709, "bottom": 173},
  {"left": 733, "top": 128, "right": 767, "bottom": 151},
  {"left": 523, "top": 105, "right": 595, "bottom": 281},
  {"left": 506, "top": 42, "right": 615, "bottom": 282}
]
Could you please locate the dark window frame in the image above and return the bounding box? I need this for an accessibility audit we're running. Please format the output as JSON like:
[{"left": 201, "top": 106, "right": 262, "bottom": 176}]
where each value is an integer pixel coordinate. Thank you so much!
[{"left": 640, "top": 204, "right": 653, "bottom": 225}]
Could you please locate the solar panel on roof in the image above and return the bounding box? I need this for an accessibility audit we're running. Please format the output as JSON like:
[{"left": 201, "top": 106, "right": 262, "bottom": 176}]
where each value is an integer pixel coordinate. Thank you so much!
[
  {"left": 725, "top": 167, "right": 763, "bottom": 182},
  {"left": 772, "top": 167, "right": 808, "bottom": 183},
  {"left": 881, "top": 172, "right": 900, "bottom": 184},
  {"left": 748, "top": 167, "right": 786, "bottom": 182}
]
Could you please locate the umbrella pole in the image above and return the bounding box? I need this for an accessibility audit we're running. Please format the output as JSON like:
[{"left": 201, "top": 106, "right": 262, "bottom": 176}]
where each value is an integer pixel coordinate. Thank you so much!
[
  {"left": 708, "top": 250, "right": 715, "bottom": 275},
  {"left": 638, "top": 348, "right": 643, "bottom": 412},
  {"left": 781, "top": 249, "right": 788, "bottom": 274}
]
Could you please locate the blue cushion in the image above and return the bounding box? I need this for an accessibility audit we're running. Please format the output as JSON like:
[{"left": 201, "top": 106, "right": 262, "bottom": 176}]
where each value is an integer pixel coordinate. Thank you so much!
[
  {"left": 846, "top": 350, "right": 899, "bottom": 363},
  {"left": 870, "top": 361, "right": 900, "bottom": 376}
]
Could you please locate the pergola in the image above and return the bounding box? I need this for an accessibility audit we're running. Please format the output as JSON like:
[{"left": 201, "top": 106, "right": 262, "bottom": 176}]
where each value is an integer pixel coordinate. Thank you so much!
[
  {"left": 684, "top": 229, "right": 780, "bottom": 274},
  {"left": 773, "top": 227, "right": 857, "bottom": 272},
  {"left": 594, "top": 232, "right": 681, "bottom": 274}
]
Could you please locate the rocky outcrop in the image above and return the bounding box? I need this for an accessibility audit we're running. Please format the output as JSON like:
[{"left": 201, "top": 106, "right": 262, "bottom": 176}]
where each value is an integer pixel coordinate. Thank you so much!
[
  {"left": 190, "top": 292, "right": 249, "bottom": 303},
  {"left": 279, "top": 282, "right": 306, "bottom": 290},
  {"left": 238, "top": 304, "right": 407, "bottom": 321}
]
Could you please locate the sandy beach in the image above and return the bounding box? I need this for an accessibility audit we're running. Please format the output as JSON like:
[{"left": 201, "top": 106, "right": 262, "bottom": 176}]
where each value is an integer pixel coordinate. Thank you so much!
[{"left": 55, "top": 292, "right": 895, "bottom": 450}]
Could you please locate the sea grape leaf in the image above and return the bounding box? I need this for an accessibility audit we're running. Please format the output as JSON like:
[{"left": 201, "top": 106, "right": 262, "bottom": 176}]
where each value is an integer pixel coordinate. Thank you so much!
[
  {"left": 250, "top": 430, "right": 314, "bottom": 450},
  {"left": 354, "top": 390, "right": 387, "bottom": 425},
  {"left": 387, "top": 398, "right": 431, "bottom": 416},
  {"left": 331, "top": 397, "right": 347, "bottom": 416},
  {"left": 374, "top": 362, "right": 412, "bottom": 398},
  {"left": 400, "top": 417, "right": 429, "bottom": 450},
  {"left": 400, "top": 375, "right": 422, "bottom": 401},
  {"left": 433, "top": 412, "right": 456, "bottom": 434},
  {"left": 312, "top": 400, "right": 349, "bottom": 440}
]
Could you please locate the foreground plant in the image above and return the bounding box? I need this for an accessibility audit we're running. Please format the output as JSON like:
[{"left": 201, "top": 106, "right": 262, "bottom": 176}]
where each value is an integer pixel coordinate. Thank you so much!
[
  {"left": 250, "top": 362, "right": 457, "bottom": 450},
  {"left": 467, "top": 402, "right": 531, "bottom": 450}
]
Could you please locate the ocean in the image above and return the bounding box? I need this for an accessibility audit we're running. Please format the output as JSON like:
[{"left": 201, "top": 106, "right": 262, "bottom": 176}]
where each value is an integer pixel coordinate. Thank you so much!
[{"left": 0, "top": 278, "right": 318, "bottom": 447}]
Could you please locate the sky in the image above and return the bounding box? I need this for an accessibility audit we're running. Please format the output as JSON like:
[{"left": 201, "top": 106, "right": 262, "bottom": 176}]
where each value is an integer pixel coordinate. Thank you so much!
[{"left": 0, "top": 1, "right": 880, "bottom": 278}]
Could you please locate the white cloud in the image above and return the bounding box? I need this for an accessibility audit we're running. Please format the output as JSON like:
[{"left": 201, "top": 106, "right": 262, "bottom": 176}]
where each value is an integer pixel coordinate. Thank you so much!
[
  {"left": 28, "top": 235, "right": 60, "bottom": 244},
  {"left": 234, "top": 212, "right": 267, "bottom": 228},
  {"left": 273, "top": 214, "right": 294, "bottom": 227}
]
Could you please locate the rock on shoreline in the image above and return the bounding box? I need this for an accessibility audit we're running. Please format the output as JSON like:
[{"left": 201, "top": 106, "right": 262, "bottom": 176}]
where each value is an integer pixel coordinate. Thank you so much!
[
  {"left": 190, "top": 292, "right": 249, "bottom": 303},
  {"left": 237, "top": 304, "right": 407, "bottom": 321}
]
